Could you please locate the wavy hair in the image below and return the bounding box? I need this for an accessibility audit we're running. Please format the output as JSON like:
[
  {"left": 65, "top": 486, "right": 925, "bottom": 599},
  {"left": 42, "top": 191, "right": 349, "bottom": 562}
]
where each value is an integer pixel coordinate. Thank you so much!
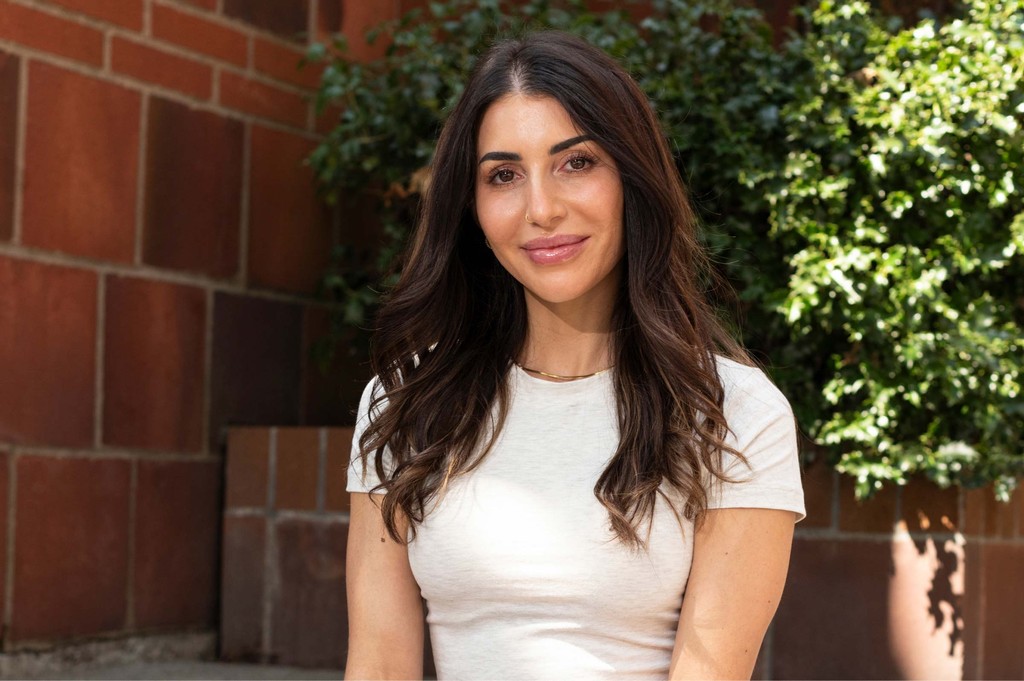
[{"left": 358, "top": 30, "right": 750, "bottom": 549}]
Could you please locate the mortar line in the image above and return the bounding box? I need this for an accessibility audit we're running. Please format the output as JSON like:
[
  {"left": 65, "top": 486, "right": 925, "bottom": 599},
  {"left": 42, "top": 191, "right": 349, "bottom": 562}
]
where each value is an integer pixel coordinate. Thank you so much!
[
  {"left": 316, "top": 428, "right": 327, "bottom": 512},
  {"left": 102, "top": 27, "right": 112, "bottom": 72},
  {"left": 201, "top": 286, "right": 214, "bottom": 456},
  {"left": 307, "top": 0, "right": 317, "bottom": 47},
  {"left": 3, "top": 445, "right": 222, "bottom": 463},
  {"left": 3, "top": 449, "right": 18, "bottom": 648},
  {"left": 976, "top": 535, "right": 986, "bottom": 680},
  {"left": 0, "top": 241, "right": 331, "bottom": 308},
  {"left": 830, "top": 466, "right": 840, "bottom": 530},
  {"left": 133, "top": 92, "right": 148, "bottom": 266},
  {"left": 260, "top": 427, "right": 278, "bottom": 661},
  {"left": 246, "top": 30, "right": 255, "bottom": 72},
  {"left": 238, "top": 121, "right": 251, "bottom": 288},
  {"left": 0, "top": 40, "right": 319, "bottom": 139},
  {"left": 11, "top": 54, "right": 28, "bottom": 245},
  {"left": 304, "top": 0, "right": 316, "bottom": 133},
  {"left": 93, "top": 274, "right": 106, "bottom": 449},
  {"left": 124, "top": 458, "right": 138, "bottom": 629},
  {"left": 210, "top": 64, "right": 220, "bottom": 102},
  {"left": 893, "top": 480, "right": 903, "bottom": 533}
]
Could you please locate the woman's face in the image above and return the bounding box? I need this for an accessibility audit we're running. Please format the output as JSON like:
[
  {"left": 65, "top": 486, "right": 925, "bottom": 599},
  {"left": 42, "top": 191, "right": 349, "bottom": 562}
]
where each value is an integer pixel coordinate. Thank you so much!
[{"left": 474, "top": 94, "right": 624, "bottom": 311}]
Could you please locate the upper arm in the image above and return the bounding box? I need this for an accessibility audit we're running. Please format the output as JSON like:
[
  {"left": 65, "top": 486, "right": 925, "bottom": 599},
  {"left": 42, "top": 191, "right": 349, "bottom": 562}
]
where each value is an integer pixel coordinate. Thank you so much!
[
  {"left": 345, "top": 492, "right": 425, "bottom": 680},
  {"left": 668, "top": 507, "right": 797, "bottom": 680}
]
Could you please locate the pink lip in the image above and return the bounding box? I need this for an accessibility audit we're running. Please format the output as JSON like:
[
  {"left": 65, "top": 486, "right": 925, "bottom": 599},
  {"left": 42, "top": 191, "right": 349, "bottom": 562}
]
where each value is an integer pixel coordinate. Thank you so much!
[{"left": 522, "top": 235, "right": 588, "bottom": 264}]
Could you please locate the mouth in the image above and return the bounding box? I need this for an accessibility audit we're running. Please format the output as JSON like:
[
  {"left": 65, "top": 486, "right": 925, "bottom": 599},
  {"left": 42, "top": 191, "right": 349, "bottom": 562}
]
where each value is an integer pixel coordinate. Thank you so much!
[{"left": 521, "top": 235, "right": 588, "bottom": 265}]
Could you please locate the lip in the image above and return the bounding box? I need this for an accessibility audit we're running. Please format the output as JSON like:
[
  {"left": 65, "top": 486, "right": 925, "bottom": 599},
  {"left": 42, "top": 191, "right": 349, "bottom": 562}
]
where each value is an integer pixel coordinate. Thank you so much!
[{"left": 522, "top": 235, "right": 588, "bottom": 265}]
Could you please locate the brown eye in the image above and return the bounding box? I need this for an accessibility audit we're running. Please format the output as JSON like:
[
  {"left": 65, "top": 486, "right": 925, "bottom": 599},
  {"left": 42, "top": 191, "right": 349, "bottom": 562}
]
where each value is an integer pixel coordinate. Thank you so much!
[
  {"left": 568, "top": 156, "right": 590, "bottom": 171},
  {"left": 494, "top": 169, "right": 515, "bottom": 184}
]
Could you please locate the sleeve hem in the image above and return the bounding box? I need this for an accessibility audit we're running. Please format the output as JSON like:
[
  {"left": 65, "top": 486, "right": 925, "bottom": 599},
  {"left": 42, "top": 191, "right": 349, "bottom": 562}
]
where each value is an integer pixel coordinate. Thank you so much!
[{"left": 708, "top": 486, "right": 807, "bottom": 523}]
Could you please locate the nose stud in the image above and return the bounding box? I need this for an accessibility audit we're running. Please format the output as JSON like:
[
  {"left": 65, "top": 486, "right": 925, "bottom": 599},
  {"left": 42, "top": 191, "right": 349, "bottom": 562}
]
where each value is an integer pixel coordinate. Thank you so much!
[{"left": 525, "top": 211, "right": 534, "bottom": 224}]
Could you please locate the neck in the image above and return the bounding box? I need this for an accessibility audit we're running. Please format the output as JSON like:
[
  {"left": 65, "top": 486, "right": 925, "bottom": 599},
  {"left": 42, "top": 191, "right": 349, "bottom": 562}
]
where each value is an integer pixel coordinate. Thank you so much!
[{"left": 519, "top": 289, "right": 616, "bottom": 380}]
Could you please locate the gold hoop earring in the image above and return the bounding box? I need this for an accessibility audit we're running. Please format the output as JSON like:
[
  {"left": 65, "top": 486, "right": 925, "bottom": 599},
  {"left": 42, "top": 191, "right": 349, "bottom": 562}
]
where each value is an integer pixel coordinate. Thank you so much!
[{"left": 484, "top": 237, "right": 492, "bottom": 250}]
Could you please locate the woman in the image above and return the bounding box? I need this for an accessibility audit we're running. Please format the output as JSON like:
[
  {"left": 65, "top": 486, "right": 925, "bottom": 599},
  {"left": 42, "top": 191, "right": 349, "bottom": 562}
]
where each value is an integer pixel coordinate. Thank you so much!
[{"left": 346, "top": 31, "right": 805, "bottom": 680}]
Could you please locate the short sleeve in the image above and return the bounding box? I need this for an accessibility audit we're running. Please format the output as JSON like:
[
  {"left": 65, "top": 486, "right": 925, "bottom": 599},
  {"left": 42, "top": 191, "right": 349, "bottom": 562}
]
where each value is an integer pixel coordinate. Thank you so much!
[
  {"left": 346, "top": 377, "right": 392, "bottom": 495},
  {"left": 708, "top": 360, "right": 806, "bottom": 522}
]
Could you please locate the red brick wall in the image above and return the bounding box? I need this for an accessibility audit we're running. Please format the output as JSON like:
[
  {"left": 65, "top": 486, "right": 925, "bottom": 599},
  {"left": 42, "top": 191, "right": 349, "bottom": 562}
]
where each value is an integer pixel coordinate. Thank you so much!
[
  {"left": 223, "top": 428, "right": 1024, "bottom": 678},
  {"left": 0, "top": 0, "right": 397, "bottom": 654}
]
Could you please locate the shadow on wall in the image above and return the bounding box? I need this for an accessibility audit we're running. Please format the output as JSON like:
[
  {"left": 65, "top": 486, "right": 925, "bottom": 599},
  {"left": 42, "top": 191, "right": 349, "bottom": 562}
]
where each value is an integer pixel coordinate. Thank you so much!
[{"left": 888, "top": 537, "right": 964, "bottom": 679}]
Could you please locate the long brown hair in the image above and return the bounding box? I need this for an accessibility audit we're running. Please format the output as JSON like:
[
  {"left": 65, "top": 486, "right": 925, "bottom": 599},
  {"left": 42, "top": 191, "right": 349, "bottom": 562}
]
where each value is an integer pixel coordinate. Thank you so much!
[{"left": 359, "top": 30, "right": 750, "bottom": 549}]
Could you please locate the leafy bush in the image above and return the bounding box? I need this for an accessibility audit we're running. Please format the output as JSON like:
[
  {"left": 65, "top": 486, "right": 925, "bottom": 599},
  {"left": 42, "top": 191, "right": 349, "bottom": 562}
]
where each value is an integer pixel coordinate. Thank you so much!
[
  {"left": 308, "top": 0, "right": 1024, "bottom": 497},
  {"left": 769, "top": 0, "right": 1024, "bottom": 497}
]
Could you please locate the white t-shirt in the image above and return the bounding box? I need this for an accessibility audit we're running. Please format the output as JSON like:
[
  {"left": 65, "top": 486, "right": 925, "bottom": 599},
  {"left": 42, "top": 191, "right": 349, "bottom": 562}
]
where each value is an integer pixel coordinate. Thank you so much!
[{"left": 347, "top": 357, "right": 806, "bottom": 680}]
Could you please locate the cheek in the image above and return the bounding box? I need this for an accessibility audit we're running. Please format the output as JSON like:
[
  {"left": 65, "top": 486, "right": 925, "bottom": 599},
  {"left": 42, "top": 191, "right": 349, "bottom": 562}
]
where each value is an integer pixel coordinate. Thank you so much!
[{"left": 474, "top": 192, "right": 521, "bottom": 242}]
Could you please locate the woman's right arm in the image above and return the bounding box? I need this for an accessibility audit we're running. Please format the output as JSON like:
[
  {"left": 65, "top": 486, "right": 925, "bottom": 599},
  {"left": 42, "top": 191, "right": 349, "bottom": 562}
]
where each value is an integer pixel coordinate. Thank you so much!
[{"left": 345, "top": 491, "right": 425, "bottom": 680}]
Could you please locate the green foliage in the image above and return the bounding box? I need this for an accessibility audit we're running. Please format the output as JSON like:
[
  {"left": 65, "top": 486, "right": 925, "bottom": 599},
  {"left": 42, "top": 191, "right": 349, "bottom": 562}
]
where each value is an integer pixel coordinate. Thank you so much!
[
  {"left": 771, "top": 0, "right": 1024, "bottom": 498},
  {"left": 308, "top": 0, "right": 1024, "bottom": 498}
]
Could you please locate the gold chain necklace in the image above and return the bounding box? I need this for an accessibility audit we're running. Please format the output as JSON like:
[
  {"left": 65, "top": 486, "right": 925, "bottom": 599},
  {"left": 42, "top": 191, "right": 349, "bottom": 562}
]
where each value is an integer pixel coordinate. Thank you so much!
[{"left": 515, "top": 362, "right": 613, "bottom": 381}]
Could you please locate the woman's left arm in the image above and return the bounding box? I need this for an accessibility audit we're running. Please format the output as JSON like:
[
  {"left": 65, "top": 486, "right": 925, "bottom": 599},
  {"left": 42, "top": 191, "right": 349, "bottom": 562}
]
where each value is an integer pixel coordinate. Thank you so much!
[{"left": 668, "top": 507, "right": 797, "bottom": 680}]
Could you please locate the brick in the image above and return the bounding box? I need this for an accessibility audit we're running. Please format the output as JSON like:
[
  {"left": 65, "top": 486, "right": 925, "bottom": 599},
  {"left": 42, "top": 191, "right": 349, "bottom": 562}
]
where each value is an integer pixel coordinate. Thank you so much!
[
  {"left": 276, "top": 428, "right": 320, "bottom": 511},
  {"left": 152, "top": 4, "right": 249, "bottom": 68},
  {"left": 220, "top": 515, "right": 266, "bottom": 660},
  {"left": 964, "top": 485, "right": 1017, "bottom": 538},
  {"left": 772, "top": 538, "right": 902, "bottom": 679},
  {"left": 143, "top": 96, "right": 242, "bottom": 279},
  {"left": 324, "top": 427, "right": 354, "bottom": 512},
  {"left": 248, "top": 125, "right": 331, "bottom": 294},
  {"left": 134, "top": 459, "right": 221, "bottom": 628},
  {"left": 271, "top": 520, "right": 347, "bottom": 667},
  {"left": 210, "top": 292, "right": 303, "bottom": 452},
  {"left": 0, "top": 3, "right": 104, "bottom": 66},
  {"left": 838, "top": 474, "right": 898, "bottom": 533},
  {"left": 226, "top": 428, "right": 270, "bottom": 509},
  {"left": 219, "top": 71, "right": 309, "bottom": 128},
  {"left": 103, "top": 275, "right": 206, "bottom": 452},
  {"left": 12, "top": 456, "right": 130, "bottom": 640},
  {"left": 886, "top": 537, "right": 964, "bottom": 679},
  {"left": 1019, "top": 489, "right": 1024, "bottom": 539},
  {"left": 315, "top": 0, "right": 343, "bottom": 42},
  {"left": 0, "top": 51, "right": 17, "bottom": 242},
  {"left": 314, "top": 102, "right": 343, "bottom": 136},
  {"left": 176, "top": 0, "right": 217, "bottom": 10},
  {"left": 980, "top": 543, "right": 1024, "bottom": 679},
  {"left": 46, "top": 0, "right": 143, "bottom": 30},
  {"left": 254, "top": 37, "right": 323, "bottom": 90},
  {"left": 22, "top": 63, "right": 139, "bottom": 263},
  {"left": 302, "top": 305, "right": 369, "bottom": 425},
  {"left": 799, "top": 458, "right": 833, "bottom": 529},
  {"left": 0, "top": 256, "right": 96, "bottom": 447},
  {"left": 224, "top": 0, "right": 309, "bottom": 41},
  {"left": 112, "top": 36, "right": 213, "bottom": 100},
  {"left": 339, "top": 0, "right": 394, "bottom": 61},
  {"left": 961, "top": 540, "right": 984, "bottom": 681},
  {"left": 899, "top": 476, "right": 958, "bottom": 533}
]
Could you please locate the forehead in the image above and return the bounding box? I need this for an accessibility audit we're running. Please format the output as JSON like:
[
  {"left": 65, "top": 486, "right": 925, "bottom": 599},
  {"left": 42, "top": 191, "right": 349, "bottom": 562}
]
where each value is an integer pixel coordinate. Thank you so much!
[{"left": 477, "top": 94, "right": 582, "bottom": 150}]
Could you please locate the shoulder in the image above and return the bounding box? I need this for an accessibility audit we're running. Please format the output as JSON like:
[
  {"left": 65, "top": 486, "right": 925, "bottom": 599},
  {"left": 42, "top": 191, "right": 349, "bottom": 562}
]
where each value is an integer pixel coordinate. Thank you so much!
[
  {"left": 355, "top": 376, "right": 389, "bottom": 425},
  {"left": 714, "top": 355, "right": 791, "bottom": 417},
  {"left": 713, "top": 356, "right": 795, "bottom": 444}
]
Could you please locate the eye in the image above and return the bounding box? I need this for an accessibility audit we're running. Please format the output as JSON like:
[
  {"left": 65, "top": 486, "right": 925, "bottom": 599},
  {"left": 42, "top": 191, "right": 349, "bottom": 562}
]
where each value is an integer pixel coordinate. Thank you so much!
[
  {"left": 565, "top": 153, "right": 597, "bottom": 172},
  {"left": 489, "top": 168, "right": 516, "bottom": 185}
]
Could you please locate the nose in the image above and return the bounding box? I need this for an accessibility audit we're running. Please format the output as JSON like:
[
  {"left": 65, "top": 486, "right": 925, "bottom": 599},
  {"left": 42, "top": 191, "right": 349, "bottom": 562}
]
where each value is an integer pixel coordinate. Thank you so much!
[{"left": 525, "top": 175, "right": 565, "bottom": 228}]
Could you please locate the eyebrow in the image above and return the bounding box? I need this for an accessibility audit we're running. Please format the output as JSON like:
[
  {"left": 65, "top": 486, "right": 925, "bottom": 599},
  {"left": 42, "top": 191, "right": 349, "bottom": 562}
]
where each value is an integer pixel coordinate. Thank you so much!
[{"left": 477, "top": 134, "right": 594, "bottom": 165}]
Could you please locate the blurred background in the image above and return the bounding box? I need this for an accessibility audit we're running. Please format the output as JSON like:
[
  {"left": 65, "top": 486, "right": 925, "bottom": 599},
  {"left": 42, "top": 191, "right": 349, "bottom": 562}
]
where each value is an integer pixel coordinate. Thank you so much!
[{"left": 0, "top": 0, "right": 1020, "bottom": 679}]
